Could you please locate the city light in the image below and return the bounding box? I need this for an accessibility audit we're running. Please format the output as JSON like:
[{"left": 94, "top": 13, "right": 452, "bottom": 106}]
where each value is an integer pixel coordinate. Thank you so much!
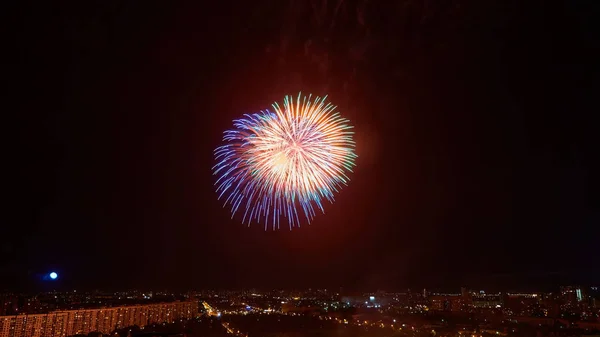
[
  {"left": 0, "top": 300, "right": 198, "bottom": 337},
  {"left": 1, "top": 287, "right": 599, "bottom": 337}
]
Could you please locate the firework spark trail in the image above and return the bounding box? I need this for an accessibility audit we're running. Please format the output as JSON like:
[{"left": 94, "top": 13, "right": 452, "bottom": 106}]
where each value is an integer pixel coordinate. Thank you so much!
[{"left": 213, "top": 93, "right": 357, "bottom": 230}]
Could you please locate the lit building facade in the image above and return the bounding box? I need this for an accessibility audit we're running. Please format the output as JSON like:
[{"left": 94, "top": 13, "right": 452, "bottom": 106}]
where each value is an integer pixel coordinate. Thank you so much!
[
  {"left": 0, "top": 301, "right": 198, "bottom": 337},
  {"left": 429, "top": 294, "right": 465, "bottom": 312},
  {"left": 560, "top": 286, "right": 586, "bottom": 304},
  {"left": 471, "top": 293, "right": 502, "bottom": 308}
]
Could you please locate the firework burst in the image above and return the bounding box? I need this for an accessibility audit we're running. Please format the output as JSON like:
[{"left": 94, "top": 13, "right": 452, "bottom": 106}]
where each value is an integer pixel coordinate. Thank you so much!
[{"left": 213, "top": 93, "right": 357, "bottom": 230}]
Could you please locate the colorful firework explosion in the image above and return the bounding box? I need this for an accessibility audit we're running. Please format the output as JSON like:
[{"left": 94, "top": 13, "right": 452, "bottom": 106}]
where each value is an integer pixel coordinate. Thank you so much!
[{"left": 213, "top": 93, "right": 357, "bottom": 230}]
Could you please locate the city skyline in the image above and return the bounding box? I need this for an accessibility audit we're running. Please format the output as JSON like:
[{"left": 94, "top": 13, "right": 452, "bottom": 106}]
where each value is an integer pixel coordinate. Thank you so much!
[{"left": 1, "top": 285, "right": 599, "bottom": 337}]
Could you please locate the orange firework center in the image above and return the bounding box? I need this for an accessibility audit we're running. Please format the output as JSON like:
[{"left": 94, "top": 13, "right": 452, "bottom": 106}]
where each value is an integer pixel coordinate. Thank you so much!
[{"left": 268, "top": 139, "right": 308, "bottom": 174}]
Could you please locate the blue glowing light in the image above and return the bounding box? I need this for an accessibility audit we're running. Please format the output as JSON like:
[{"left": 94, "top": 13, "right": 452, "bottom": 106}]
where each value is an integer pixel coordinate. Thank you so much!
[{"left": 49, "top": 272, "right": 58, "bottom": 280}]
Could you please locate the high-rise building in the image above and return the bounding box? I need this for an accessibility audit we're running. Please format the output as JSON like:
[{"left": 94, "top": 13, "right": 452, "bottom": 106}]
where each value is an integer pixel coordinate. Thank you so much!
[
  {"left": 560, "top": 286, "right": 587, "bottom": 304},
  {"left": 429, "top": 294, "right": 464, "bottom": 312},
  {"left": 0, "top": 301, "right": 199, "bottom": 337},
  {"left": 503, "top": 293, "right": 541, "bottom": 316},
  {"left": 471, "top": 293, "right": 502, "bottom": 308}
]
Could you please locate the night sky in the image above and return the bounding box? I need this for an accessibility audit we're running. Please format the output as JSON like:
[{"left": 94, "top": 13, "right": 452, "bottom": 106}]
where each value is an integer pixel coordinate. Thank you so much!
[{"left": 5, "top": 1, "right": 599, "bottom": 292}]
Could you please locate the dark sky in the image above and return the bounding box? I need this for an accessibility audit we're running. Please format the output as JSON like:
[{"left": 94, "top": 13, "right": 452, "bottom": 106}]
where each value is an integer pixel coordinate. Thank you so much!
[{"left": 5, "top": 1, "right": 599, "bottom": 292}]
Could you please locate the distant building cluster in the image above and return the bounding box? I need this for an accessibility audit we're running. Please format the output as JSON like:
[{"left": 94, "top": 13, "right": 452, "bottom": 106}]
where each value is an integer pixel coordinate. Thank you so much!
[
  {"left": 195, "top": 286, "right": 600, "bottom": 337},
  {"left": 0, "top": 301, "right": 198, "bottom": 337}
]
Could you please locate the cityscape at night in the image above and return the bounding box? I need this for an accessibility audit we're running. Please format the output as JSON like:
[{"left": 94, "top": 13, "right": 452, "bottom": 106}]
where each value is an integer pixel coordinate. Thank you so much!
[
  {"left": 5, "top": 1, "right": 598, "bottom": 337},
  {"left": 1, "top": 287, "right": 600, "bottom": 337}
]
